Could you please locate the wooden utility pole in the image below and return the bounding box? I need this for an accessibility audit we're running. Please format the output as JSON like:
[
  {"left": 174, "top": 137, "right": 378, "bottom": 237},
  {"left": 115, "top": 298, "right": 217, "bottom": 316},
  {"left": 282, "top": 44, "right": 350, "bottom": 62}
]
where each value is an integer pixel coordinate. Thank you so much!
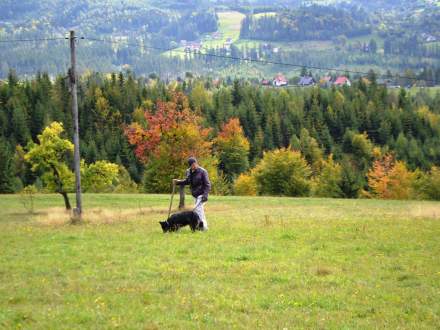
[
  {"left": 69, "top": 30, "right": 82, "bottom": 219},
  {"left": 179, "top": 185, "right": 185, "bottom": 209}
]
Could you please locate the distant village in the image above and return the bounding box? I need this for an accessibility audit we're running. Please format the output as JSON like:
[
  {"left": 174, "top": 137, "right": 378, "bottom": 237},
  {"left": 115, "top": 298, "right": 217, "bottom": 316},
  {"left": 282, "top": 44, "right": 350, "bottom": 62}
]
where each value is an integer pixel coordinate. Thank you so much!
[
  {"left": 180, "top": 31, "right": 236, "bottom": 53},
  {"left": 175, "top": 33, "right": 437, "bottom": 90},
  {"left": 264, "top": 74, "right": 353, "bottom": 88},
  {"left": 261, "top": 73, "right": 407, "bottom": 89}
]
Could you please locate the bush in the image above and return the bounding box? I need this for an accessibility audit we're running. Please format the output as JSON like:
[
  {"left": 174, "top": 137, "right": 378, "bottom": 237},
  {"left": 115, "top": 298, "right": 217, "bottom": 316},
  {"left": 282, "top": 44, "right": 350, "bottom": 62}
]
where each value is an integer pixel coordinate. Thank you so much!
[
  {"left": 82, "top": 160, "right": 119, "bottom": 193},
  {"left": 415, "top": 166, "right": 440, "bottom": 200},
  {"left": 253, "top": 148, "right": 311, "bottom": 196},
  {"left": 312, "top": 155, "right": 343, "bottom": 198},
  {"left": 113, "top": 166, "right": 139, "bottom": 193},
  {"left": 233, "top": 173, "right": 257, "bottom": 196},
  {"left": 19, "top": 185, "right": 38, "bottom": 214},
  {"left": 210, "top": 170, "right": 231, "bottom": 196}
]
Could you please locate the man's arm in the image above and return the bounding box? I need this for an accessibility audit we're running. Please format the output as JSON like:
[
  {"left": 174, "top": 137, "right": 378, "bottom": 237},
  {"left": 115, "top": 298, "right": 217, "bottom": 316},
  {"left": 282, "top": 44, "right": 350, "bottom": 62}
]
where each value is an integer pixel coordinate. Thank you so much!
[
  {"left": 174, "top": 169, "right": 190, "bottom": 186},
  {"left": 201, "top": 169, "right": 211, "bottom": 201}
]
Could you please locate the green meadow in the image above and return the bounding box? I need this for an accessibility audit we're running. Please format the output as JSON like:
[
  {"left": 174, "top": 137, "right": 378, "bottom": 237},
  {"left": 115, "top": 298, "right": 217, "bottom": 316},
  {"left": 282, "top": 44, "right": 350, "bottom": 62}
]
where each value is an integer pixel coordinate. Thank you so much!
[
  {"left": 1, "top": 194, "right": 440, "bottom": 329},
  {"left": 165, "top": 11, "right": 244, "bottom": 58}
]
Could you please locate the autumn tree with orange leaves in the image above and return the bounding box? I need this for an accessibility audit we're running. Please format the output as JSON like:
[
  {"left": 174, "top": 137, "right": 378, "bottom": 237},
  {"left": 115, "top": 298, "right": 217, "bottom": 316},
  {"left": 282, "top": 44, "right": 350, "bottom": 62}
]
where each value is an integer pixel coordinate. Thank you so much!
[
  {"left": 125, "top": 92, "right": 216, "bottom": 192},
  {"left": 367, "top": 154, "right": 414, "bottom": 200},
  {"left": 215, "top": 118, "right": 250, "bottom": 181}
]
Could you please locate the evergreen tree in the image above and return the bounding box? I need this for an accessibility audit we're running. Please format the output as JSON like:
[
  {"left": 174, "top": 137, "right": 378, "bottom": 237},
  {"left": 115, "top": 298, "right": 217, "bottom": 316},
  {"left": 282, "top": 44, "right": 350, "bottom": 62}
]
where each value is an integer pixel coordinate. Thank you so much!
[
  {"left": 0, "top": 139, "right": 15, "bottom": 193},
  {"left": 339, "top": 157, "right": 364, "bottom": 198},
  {"left": 11, "top": 106, "right": 30, "bottom": 145}
]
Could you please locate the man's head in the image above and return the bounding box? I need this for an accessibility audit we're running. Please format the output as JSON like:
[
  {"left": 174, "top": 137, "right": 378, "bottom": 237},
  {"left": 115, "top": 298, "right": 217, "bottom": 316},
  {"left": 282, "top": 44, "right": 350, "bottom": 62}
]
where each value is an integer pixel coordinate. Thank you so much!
[{"left": 188, "top": 157, "right": 198, "bottom": 170}]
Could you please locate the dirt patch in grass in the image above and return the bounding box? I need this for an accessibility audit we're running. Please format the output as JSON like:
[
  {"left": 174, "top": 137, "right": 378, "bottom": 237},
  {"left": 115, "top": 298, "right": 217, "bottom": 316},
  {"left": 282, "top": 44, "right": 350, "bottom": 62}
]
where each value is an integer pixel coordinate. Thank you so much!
[
  {"left": 31, "top": 203, "right": 233, "bottom": 226},
  {"left": 32, "top": 207, "right": 163, "bottom": 226},
  {"left": 409, "top": 205, "right": 440, "bottom": 220},
  {"left": 316, "top": 266, "right": 332, "bottom": 277}
]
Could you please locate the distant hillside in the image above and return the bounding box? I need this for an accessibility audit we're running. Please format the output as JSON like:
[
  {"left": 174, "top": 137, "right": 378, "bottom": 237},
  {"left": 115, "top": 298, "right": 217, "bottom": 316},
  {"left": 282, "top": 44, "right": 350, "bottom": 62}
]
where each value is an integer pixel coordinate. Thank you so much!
[
  {"left": 1, "top": 0, "right": 440, "bottom": 79},
  {"left": 240, "top": 6, "right": 371, "bottom": 42}
]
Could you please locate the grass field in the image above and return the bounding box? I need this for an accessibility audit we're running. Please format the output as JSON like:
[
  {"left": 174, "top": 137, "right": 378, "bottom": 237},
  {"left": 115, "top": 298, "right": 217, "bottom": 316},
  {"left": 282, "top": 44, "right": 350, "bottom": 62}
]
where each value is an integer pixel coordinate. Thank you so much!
[
  {"left": 164, "top": 11, "right": 244, "bottom": 58},
  {"left": 253, "top": 12, "right": 277, "bottom": 18},
  {"left": 1, "top": 194, "right": 440, "bottom": 328},
  {"left": 408, "top": 86, "right": 440, "bottom": 96},
  {"left": 210, "top": 11, "right": 245, "bottom": 45}
]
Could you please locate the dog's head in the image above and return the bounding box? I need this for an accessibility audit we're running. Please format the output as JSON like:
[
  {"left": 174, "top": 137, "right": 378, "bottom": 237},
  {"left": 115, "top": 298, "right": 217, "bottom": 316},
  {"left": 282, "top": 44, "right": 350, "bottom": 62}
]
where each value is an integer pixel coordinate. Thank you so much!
[{"left": 159, "top": 221, "right": 170, "bottom": 233}]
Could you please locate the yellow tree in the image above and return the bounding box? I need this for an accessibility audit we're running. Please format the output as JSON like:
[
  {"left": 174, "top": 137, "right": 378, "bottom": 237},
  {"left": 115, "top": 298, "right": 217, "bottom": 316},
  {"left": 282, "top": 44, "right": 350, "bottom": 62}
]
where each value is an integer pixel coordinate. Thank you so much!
[
  {"left": 312, "top": 154, "right": 343, "bottom": 198},
  {"left": 368, "top": 154, "right": 414, "bottom": 200},
  {"left": 25, "top": 122, "right": 123, "bottom": 209},
  {"left": 215, "top": 118, "right": 250, "bottom": 181},
  {"left": 387, "top": 161, "right": 414, "bottom": 199},
  {"left": 233, "top": 173, "right": 257, "bottom": 196},
  {"left": 253, "top": 148, "right": 311, "bottom": 197},
  {"left": 25, "top": 122, "right": 74, "bottom": 209},
  {"left": 81, "top": 160, "right": 119, "bottom": 193}
]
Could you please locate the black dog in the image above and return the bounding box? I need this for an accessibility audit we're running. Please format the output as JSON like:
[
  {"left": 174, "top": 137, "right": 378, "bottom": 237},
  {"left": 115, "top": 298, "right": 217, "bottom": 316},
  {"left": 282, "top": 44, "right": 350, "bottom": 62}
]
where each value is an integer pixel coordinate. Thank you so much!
[{"left": 159, "top": 211, "right": 203, "bottom": 232}]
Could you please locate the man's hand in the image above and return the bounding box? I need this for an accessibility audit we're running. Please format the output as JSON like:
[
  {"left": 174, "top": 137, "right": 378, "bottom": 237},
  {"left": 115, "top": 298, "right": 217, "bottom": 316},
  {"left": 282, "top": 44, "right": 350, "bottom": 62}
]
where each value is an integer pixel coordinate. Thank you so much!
[
  {"left": 172, "top": 179, "right": 178, "bottom": 185},
  {"left": 201, "top": 195, "right": 208, "bottom": 202}
]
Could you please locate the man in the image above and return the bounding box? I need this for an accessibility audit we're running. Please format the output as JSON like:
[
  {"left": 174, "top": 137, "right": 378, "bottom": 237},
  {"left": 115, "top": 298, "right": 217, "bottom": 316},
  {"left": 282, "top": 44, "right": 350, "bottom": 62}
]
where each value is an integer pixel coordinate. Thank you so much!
[{"left": 173, "top": 157, "right": 211, "bottom": 231}]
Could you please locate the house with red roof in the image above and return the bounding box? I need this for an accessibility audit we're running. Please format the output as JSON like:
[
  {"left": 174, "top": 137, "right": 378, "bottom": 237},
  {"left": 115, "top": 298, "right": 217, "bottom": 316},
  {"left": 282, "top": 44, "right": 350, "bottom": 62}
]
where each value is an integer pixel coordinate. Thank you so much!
[
  {"left": 184, "top": 42, "right": 202, "bottom": 52},
  {"left": 261, "top": 79, "right": 271, "bottom": 86},
  {"left": 334, "top": 76, "right": 351, "bottom": 87},
  {"left": 273, "top": 73, "right": 288, "bottom": 87}
]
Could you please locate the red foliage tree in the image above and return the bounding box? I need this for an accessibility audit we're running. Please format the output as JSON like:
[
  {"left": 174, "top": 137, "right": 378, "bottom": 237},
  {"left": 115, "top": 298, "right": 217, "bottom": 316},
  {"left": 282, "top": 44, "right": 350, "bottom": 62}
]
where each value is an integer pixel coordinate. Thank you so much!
[
  {"left": 125, "top": 92, "right": 216, "bottom": 192},
  {"left": 125, "top": 92, "right": 204, "bottom": 163}
]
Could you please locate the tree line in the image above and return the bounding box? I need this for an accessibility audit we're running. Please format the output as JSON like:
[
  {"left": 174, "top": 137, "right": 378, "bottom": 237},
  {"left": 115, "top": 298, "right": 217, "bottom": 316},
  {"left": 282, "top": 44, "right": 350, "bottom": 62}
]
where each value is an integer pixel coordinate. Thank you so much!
[{"left": 1, "top": 70, "right": 440, "bottom": 201}]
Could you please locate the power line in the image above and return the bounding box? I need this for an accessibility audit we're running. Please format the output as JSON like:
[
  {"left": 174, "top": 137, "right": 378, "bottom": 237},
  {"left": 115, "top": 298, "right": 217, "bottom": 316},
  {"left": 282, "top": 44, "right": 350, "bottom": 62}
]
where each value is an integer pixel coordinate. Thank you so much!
[
  {"left": 82, "top": 36, "right": 437, "bottom": 83},
  {"left": 0, "top": 37, "right": 75, "bottom": 78},
  {"left": 0, "top": 37, "right": 68, "bottom": 43},
  {"left": 0, "top": 35, "right": 436, "bottom": 84}
]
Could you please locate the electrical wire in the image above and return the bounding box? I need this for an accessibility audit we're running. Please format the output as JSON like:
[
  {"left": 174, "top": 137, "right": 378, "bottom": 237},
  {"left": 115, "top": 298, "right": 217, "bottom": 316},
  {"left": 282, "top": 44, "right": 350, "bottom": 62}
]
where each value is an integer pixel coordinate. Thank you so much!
[
  {"left": 83, "top": 36, "right": 438, "bottom": 83},
  {"left": 0, "top": 35, "right": 437, "bottom": 84},
  {"left": 0, "top": 37, "right": 68, "bottom": 43}
]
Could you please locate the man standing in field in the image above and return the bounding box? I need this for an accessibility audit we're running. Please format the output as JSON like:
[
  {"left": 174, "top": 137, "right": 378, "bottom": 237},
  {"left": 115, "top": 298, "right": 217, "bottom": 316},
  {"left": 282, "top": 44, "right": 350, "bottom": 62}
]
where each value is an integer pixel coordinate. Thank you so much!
[{"left": 173, "top": 157, "right": 211, "bottom": 231}]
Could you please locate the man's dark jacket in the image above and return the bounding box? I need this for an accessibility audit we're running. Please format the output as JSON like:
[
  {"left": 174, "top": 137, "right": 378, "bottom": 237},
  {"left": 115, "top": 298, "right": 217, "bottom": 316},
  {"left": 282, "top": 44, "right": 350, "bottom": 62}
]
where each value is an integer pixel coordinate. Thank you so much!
[{"left": 176, "top": 167, "right": 211, "bottom": 199}]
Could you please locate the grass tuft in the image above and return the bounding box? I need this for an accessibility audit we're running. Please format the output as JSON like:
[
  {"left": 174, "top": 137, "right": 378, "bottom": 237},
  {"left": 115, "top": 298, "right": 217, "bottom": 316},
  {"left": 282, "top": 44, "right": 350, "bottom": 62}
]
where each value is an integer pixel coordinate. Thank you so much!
[{"left": 316, "top": 266, "right": 332, "bottom": 277}]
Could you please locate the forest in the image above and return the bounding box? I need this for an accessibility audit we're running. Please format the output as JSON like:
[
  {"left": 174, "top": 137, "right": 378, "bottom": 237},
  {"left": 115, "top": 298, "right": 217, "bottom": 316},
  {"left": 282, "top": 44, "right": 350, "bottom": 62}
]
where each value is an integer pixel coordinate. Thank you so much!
[
  {"left": 240, "top": 6, "right": 372, "bottom": 42},
  {"left": 1, "top": 70, "right": 440, "bottom": 201},
  {"left": 0, "top": 0, "right": 218, "bottom": 77}
]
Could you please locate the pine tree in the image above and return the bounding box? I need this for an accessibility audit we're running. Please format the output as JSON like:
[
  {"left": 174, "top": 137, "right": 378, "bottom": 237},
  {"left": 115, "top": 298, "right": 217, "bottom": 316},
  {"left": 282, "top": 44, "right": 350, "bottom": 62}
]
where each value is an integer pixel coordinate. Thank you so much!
[
  {"left": 0, "top": 139, "right": 15, "bottom": 193},
  {"left": 232, "top": 79, "right": 243, "bottom": 107},
  {"left": 250, "top": 128, "right": 264, "bottom": 165},
  {"left": 339, "top": 157, "right": 364, "bottom": 198},
  {"left": 11, "top": 106, "right": 30, "bottom": 145},
  {"left": 263, "top": 114, "right": 274, "bottom": 150}
]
